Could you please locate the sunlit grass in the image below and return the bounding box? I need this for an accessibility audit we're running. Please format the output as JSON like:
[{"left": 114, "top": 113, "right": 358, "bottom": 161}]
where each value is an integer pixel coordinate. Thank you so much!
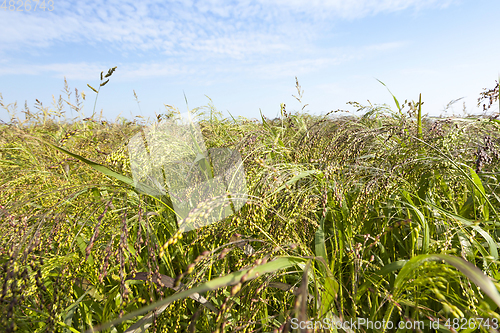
[{"left": 1, "top": 71, "right": 500, "bottom": 332}]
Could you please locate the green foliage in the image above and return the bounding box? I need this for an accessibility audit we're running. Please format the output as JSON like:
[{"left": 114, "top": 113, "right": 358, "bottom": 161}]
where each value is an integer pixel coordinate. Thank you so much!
[{"left": 2, "top": 76, "right": 500, "bottom": 333}]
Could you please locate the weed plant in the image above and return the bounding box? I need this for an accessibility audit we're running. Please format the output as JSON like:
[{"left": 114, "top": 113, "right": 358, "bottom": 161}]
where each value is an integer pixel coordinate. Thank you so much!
[{"left": 1, "top": 70, "right": 500, "bottom": 332}]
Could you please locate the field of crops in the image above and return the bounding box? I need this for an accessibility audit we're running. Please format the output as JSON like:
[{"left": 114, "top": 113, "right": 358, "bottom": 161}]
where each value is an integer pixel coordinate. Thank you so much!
[{"left": 1, "top": 76, "right": 500, "bottom": 332}]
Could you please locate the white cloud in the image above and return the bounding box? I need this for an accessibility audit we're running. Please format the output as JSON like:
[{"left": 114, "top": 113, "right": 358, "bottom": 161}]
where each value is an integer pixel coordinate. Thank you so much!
[
  {"left": 256, "top": 0, "right": 455, "bottom": 18},
  {"left": 249, "top": 56, "right": 351, "bottom": 79},
  {"left": 0, "top": 37, "right": 407, "bottom": 82},
  {"left": 0, "top": 59, "right": 204, "bottom": 81},
  {"left": 365, "top": 41, "right": 407, "bottom": 52},
  {"left": 0, "top": 0, "right": 453, "bottom": 58},
  {"left": 0, "top": 62, "right": 108, "bottom": 80},
  {"left": 119, "top": 62, "right": 198, "bottom": 79}
]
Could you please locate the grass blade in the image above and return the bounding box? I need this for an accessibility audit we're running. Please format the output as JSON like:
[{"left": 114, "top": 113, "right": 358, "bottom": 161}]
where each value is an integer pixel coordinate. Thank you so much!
[
  {"left": 376, "top": 79, "right": 401, "bottom": 113},
  {"left": 265, "top": 170, "right": 321, "bottom": 199},
  {"left": 394, "top": 254, "right": 500, "bottom": 307},
  {"left": 417, "top": 93, "right": 422, "bottom": 138},
  {"left": 46, "top": 141, "right": 134, "bottom": 186},
  {"left": 89, "top": 256, "right": 306, "bottom": 332},
  {"left": 382, "top": 254, "right": 500, "bottom": 332}
]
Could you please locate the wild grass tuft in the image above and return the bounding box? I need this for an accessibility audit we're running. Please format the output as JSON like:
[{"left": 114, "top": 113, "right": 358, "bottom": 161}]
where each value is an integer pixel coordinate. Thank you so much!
[{"left": 1, "top": 73, "right": 500, "bottom": 332}]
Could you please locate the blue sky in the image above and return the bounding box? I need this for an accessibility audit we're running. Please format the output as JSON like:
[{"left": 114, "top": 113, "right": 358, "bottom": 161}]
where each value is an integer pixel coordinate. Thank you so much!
[{"left": 0, "top": 0, "right": 499, "bottom": 123}]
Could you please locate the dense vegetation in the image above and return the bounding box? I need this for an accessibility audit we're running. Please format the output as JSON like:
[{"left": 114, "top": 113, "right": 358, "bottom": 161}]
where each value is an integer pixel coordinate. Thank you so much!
[{"left": 1, "top": 72, "right": 500, "bottom": 332}]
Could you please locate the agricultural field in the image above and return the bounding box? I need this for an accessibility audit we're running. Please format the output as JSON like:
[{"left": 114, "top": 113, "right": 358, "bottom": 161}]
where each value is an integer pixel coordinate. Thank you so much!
[{"left": 1, "top": 77, "right": 500, "bottom": 333}]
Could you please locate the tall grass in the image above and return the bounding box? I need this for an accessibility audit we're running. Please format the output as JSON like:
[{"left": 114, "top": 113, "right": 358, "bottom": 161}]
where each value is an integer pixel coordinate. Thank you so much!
[{"left": 1, "top": 72, "right": 500, "bottom": 332}]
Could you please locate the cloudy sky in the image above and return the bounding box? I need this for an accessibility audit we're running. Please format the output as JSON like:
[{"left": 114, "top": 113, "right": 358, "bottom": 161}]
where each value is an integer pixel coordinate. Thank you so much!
[{"left": 0, "top": 0, "right": 498, "bottom": 123}]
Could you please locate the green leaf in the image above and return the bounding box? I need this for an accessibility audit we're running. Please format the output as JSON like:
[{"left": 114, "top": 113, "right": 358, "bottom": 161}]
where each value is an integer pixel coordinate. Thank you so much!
[
  {"left": 411, "top": 140, "right": 498, "bottom": 219},
  {"left": 417, "top": 93, "right": 422, "bottom": 138},
  {"left": 89, "top": 256, "right": 306, "bottom": 332},
  {"left": 62, "top": 289, "right": 89, "bottom": 328},
  {"left": 406, "top": 193, "right": 498, "bottom": 260},
  {"left": 30, "top": 136, "right": 178, "bottom": 215},
  {"left": 56, "top": 322, "right": 80, "bottom": 333},
  {"left": 260, "top": 109, "right": 277, "bottom": 137},
  {"left": 43, "top": 140, "right": 134, "bottom": 186},
  {"left": 376, "top": 79, "right": 401, "bottom": 112},
  {"left": 471, "top": 225, "right": 498, "bottom": 260},
  {"left": 265, "top": 169, "right": 321, "bottom": 199},
  {"left": 394, "top": 254, "right": 500, "bottom": 307},
  {"left": 470, "top": 168, "right": 489, "bottom": 220},
  {"left": 399, "top": 191, "right": 429, "bottom": 253},
  {"left": 319, "top": 276, "right": 339, "bottom": 316},
  {"left": 315, "top": 224, "right": 328, "bottom": 264},
  {"left": 375, "top": 260, "right": 408, "bottom": 276},
  {"left": 382, "top": 254, "right": 500, "bottom": 332}
]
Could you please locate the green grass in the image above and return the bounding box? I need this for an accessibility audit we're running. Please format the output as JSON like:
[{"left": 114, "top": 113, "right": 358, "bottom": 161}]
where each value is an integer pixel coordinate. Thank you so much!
[{"left": 1, "top": 71, "right": 500, "bottom": 333}]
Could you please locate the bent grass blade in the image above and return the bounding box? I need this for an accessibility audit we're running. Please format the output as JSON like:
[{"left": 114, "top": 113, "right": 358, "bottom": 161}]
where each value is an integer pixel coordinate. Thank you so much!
[
  {"left": 381, "top": 254, "right": 500, "bottom": 332},
  {"left": 87, "top": 256, "right": 306, "bottom": 333}
]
